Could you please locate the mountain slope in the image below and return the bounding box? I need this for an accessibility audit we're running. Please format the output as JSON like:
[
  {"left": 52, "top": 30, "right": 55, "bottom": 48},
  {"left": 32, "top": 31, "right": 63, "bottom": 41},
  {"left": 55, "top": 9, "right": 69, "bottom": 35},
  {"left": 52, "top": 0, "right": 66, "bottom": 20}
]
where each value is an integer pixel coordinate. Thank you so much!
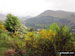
[
  {"left": 25, "top": 10, "right": 75, "bottom": 29},
  {"left": 0, "top": 14, "right": 6, "bottom": 21},
  {"left": 38, "top": 10, "right": 74, "bottom": 18}
]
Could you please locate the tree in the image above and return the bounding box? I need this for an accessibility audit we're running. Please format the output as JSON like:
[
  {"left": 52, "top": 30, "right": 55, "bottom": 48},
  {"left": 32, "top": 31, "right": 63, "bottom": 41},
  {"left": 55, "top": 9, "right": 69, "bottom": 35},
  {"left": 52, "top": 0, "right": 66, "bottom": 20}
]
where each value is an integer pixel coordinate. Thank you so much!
[
  {"left": 54, "top": 26, "right": 74, "bottom": 52},
  {"left": 49, "top": 23, "right": 60, "bottom": 32},
  {"left": 5, "top": 14, "right": 26, "bottom": 34},
  {"left": 5, "top": 14, "right": 21, "bottom": 32}
]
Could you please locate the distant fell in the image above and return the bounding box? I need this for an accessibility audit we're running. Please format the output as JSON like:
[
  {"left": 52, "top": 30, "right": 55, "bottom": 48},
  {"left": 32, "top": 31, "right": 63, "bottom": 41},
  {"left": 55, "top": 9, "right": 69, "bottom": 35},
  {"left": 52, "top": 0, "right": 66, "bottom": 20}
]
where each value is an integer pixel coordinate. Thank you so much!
[{"left": 25, "top": 10, "right": 75, "bottom": 29}]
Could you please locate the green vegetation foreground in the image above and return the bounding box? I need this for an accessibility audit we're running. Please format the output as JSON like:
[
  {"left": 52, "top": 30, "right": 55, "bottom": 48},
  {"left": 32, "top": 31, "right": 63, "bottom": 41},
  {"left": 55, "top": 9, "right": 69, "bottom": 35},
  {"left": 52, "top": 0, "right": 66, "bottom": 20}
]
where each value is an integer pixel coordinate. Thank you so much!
[{"left": 0, "top": 14, "right": 75, "bottom": 56}]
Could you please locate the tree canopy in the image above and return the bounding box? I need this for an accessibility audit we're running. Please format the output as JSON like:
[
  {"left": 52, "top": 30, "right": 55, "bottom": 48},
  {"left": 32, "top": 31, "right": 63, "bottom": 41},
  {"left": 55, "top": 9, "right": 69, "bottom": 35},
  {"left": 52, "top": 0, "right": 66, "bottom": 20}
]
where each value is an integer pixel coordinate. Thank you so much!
[{"left": 5, "top": 14, "right": 26, "bottom": 34}]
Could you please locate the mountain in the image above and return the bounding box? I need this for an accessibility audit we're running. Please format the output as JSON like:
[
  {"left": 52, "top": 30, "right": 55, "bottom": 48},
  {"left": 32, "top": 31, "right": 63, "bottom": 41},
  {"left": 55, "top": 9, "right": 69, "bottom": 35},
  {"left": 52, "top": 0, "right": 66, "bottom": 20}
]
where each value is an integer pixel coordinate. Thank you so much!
[
  {"left": 38, "top": 10, "right": 73, "bottom": 18},
  {"left": 0, "top": 14, "right": 6, "bottom": 21},
  {"left": 19, "top": 16, "right": 32, "bottom": 24},
  {"left": 25, "top": 10, "right": 75, "bottom": 29}
]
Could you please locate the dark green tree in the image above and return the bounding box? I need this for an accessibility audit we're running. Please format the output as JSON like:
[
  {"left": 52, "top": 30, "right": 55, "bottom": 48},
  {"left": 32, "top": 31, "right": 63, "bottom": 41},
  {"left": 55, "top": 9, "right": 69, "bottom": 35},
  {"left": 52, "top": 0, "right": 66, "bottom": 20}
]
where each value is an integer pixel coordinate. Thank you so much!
[
  {"left": 5, "top": 14, "right": 26, "bottom": 34},
  {"left": 5, "top": 14, "right": 21, "bottom": 32}
]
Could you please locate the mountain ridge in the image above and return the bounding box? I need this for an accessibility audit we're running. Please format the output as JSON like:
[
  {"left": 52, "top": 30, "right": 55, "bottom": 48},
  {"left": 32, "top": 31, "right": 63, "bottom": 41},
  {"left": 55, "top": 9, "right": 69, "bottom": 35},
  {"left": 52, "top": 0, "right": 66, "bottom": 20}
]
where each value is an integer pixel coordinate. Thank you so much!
[{"left": 25, "top": 10, "right": 75, "bottom": 29}]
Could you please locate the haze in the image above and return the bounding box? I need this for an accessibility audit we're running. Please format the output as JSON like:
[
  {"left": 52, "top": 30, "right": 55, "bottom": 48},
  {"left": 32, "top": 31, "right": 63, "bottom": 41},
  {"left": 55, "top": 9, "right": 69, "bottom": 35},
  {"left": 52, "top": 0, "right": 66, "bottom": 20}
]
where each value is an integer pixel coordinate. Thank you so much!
[{"left": 0, "top": 0, "right": 75, "bottom": 16}]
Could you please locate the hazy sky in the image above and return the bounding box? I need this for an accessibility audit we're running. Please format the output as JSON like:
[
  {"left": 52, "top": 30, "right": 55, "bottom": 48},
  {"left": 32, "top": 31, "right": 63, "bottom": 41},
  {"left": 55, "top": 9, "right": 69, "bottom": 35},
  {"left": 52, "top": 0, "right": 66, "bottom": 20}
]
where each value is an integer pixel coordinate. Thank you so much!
[{"left": 0, "top": 0, "right": 75, "bottom": 16}]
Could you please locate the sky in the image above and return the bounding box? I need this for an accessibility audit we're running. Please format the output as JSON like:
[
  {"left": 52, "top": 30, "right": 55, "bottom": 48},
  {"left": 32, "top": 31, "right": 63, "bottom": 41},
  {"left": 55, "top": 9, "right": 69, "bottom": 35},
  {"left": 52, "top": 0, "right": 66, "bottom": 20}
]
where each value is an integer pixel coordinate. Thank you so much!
[{"left": 0, "top": 0, "right": 75, "bottom": 17}]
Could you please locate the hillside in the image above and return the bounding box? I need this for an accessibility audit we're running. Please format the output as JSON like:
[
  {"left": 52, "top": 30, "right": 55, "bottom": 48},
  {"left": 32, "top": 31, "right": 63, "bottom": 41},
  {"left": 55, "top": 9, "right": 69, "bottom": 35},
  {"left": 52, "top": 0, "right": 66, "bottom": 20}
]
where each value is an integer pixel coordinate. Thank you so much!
[
  {"left": 25, "top": 10, "right": 75, "bottom": 29},
  {"left": 38, "top": 10, "right": 74, "bottom": 18},
  {"left": 0, "top": 14, "right": 6, "bottom": 21}
]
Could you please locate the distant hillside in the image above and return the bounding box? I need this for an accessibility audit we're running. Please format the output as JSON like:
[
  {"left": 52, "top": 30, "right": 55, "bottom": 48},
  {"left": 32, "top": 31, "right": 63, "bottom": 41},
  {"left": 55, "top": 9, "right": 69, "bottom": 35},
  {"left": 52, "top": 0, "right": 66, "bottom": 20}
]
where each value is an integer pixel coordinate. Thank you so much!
[
  {"left": 38, "top": 10, "right": 74, "bottom": 18},
  {"left": 19, "top": 16, "right": 32, "bottom": 24},
  {"left": 0, "top": 14, "right": 6, "bottom": 21},
  {"left": 25, "top": 10, "right": 75, "bottom": 29}
]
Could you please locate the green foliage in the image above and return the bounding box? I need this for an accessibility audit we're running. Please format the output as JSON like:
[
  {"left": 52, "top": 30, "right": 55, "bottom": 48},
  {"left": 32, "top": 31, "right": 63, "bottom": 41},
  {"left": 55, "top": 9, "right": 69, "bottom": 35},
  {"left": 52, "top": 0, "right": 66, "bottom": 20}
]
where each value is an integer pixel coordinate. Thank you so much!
[
  {"left": 0, "top": 20, "right": 4, "bottom": 25},
  {"left": 5, "top": 14, "right": 27, "bottom": 39},
  {"left": 53, "top": 25, "right": 74, "bottom": 52},
  {"left": 5, "top": 14, "right": 21, "bottom": 32},
  {"left": 49, "top": 23, "right": 60, "bottom": 32},
  {"left": 0, "top": 14, "right": 75, "bottom": 56},
  {"left": 0, "top": 29, "right": 13, "bottom": 56},
  {"left": 31, "top": 38, "right": 56, "bottom": 56}
]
